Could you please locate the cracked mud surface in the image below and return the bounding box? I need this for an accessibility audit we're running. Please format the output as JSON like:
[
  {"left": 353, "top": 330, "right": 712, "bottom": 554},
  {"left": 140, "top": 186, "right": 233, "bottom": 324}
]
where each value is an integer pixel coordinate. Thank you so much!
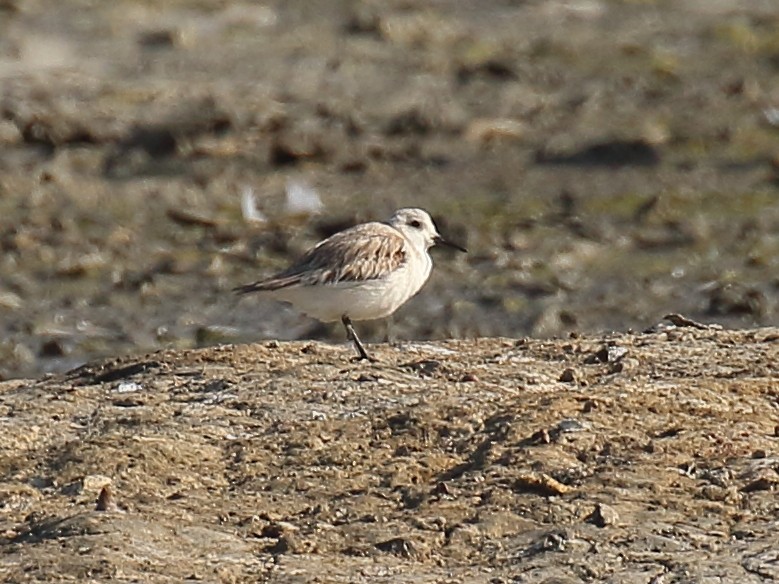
[{"left": 1, "top": 328, "right": 778, "bottom": 582}]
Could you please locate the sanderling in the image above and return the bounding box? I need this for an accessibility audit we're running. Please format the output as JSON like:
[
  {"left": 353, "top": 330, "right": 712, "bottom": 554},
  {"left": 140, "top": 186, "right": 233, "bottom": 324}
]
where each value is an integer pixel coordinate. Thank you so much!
[{"left": 234, "top": 207, "right": 466, "bottom": 360}]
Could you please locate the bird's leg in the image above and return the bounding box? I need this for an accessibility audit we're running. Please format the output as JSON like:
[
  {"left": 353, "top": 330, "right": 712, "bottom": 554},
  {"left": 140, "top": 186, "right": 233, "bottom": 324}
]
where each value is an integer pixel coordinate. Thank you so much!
[{"left": 341, "top": 315, "right": 373, "bottom": 361}]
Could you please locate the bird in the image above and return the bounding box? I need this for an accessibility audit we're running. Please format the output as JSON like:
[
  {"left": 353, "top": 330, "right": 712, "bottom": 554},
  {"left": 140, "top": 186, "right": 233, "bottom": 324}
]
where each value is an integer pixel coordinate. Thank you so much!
[{"left": 234, "top": 207, "right": 466, "bottom": 361}]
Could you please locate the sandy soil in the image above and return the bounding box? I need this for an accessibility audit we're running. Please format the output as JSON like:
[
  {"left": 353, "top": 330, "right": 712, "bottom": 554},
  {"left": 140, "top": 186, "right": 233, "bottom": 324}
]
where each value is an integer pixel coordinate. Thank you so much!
[{"left": 1, "top": 325, "right": 778, "bottom": 582}]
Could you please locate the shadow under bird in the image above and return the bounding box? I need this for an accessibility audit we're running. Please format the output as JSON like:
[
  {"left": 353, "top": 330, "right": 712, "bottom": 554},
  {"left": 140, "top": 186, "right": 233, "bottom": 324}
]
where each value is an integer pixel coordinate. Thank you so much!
[{"left": 234, "top": 207, "right": 466, "bottom": 361}]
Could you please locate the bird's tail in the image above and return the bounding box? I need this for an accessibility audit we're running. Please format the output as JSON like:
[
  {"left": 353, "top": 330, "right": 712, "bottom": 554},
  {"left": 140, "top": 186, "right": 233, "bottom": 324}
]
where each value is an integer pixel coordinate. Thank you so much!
[
  {"left": 232, "top": 282, "right": 266, "bottom": 295},
  {"left": 232, "top": 274, "right": 301, "bottom": 294}
]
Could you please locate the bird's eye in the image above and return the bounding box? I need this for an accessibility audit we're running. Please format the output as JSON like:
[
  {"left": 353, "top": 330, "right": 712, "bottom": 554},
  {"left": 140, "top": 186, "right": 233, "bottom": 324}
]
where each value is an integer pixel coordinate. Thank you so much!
[{"left": 408, "top": 220, "right": 422, "bottom": 229}]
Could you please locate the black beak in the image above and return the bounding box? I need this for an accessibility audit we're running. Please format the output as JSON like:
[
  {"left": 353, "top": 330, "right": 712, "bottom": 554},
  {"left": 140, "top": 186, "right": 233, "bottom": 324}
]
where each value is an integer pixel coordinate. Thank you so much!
[{"left": 433, "top": 235, "right": 467, "bottom": 253}]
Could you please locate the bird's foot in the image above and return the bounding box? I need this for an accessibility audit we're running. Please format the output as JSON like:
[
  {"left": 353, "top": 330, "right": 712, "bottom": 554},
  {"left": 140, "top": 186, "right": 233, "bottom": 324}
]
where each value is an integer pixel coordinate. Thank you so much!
[{"left": 350, "top": 354, "right": 379, "bottom": 363}]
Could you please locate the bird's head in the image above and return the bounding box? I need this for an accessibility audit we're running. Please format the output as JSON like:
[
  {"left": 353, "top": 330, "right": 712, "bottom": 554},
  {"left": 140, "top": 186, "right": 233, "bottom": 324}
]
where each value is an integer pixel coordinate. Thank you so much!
[{"left": 388, "top": 208, "right": 467, "bottom": 253}]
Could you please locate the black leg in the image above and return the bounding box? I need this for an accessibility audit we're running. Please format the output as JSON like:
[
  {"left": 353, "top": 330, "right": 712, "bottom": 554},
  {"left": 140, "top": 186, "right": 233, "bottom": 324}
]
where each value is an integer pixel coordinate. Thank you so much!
[{"left": 341, "top": 315, "right": 373, "bottom": 361}]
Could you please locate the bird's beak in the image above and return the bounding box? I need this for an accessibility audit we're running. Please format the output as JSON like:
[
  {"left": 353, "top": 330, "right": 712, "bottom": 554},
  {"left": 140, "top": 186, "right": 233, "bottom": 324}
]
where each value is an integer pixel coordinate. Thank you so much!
[{"left": 433, "top": 235, "right": 467, "bottom": 253}]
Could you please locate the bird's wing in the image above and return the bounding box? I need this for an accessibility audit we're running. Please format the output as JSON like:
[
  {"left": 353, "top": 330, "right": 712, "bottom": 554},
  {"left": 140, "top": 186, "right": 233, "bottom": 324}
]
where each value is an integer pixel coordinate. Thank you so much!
[{"left": 234, "top": 223, "right": 407, "bottom": 293}]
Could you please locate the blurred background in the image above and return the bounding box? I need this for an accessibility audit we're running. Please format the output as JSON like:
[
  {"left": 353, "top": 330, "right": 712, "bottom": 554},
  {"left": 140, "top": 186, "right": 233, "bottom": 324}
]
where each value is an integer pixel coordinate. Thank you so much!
[{"left": 1, "top": 0, "right": 778, "bottom": 379}]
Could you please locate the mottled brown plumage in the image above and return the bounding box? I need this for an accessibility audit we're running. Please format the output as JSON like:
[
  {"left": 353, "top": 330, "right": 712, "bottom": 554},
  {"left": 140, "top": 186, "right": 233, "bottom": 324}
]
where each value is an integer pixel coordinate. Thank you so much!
[{"left": 234, "top": 222, "right": 408, "bottom": 293}]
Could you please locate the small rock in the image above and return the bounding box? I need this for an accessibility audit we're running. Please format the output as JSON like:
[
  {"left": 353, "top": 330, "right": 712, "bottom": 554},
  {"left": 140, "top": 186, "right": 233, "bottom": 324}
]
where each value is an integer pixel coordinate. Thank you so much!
[
  {"left": 528, "top": 428, "right": 551, "bottom": 444},
  {"left": 740, "top": 476, "right": 777, "bottom": 493},
  {"left": 0, "top": 291, "right": 23, "bottom": 309},
  {"left": 556, "top": 419, "right": 589, "bottom": 434},
  {"left": 111, "top": 396, "right": 146, "bottom": 408},
  {"left": 595, "top": 346, "right": 610, "bottom": 362},
  {"left": 465, "top": 118, "right": 525, "bottom": 145},
  {"left": 559, "top": 368, "right": 577, "bottom": 383},
  {"left": 445, "top": 523, "right": 481, "bottom": 547},
  {"left": 699, "top": 485, "right": 737, "bottom": 503},
  {"left": 411, "top": 516, "right": 446, "bottom": 531},
  {"left": 266, "top": 533, "right": 300, "bottom": 554},
  {"left": 607, "top": 346, "right": 628, "bottom": 362},
  {"left": 610, "top": 356, "right": 639, "bottom": 374},
  {"left": 402, "top": 359, "right": 442, "bottom": 377},
  {"left": 513, "top": 473, "right": 573, "bottom": 496},
  {"left": 459, "top": 372, "right": 478, "bottom": 382},
  {"left": 586, "top": 503, "right": 619, "bottom": 527},
  {"left": 374, "top": 536, "right": 422, "bottom": 558},
  {"left": 95, "top": 485, "right": 118, "bottom": 512},
  {"left": 260, "top": 521, "right": 298, "bottom": 539},
  {"left": 582, "top": 399, "right": 598, "bottom": 412},
  {"left": 431, "top": 482, "right": 451, "bottom": 496},
  {"left": 165, "top": 207, "right": 218, "bottom": 228},
  {"left": 524, "top": 530, "right": 571, "bottom": 556},
  {"left": 55, "top": 252, "right": 108, "bottom": 277}
]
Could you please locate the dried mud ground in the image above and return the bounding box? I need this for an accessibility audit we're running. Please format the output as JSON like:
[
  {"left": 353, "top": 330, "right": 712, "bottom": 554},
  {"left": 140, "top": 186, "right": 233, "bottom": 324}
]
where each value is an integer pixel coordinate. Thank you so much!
[{"left": 1, "top": 327, "right": 778, "bottom": 583}]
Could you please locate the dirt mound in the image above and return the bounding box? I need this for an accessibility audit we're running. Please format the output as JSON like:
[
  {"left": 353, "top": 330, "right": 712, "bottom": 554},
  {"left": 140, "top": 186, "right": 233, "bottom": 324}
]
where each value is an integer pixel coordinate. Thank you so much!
[{"left": 1, "top": 326, "right": 777, "bottom": 582}]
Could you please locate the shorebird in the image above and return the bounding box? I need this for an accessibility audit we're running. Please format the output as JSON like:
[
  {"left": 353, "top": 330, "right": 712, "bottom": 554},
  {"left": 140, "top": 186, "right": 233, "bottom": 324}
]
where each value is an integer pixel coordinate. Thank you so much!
[{"left": 234, "top": 208, "right": 466, "bottom": 360}]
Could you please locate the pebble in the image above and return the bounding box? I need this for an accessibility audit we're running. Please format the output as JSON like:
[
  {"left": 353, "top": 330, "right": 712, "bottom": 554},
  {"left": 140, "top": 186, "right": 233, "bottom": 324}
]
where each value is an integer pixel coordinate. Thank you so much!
[
  {"left": 559, "top": 368, "right": 577, "bottom": 383},
  {"left": 587, "top": 503, "right": 619, "bottom": 527},
  {"left": 556, "top": 419, "right": 589, "bottom": 434},
  {"left": 374, "top": 536, "right": 421, "bottom": 558},
  {"left": 465, "top": 118, "right": 525, "bottom": 145},
  {"left": 95, "top": 485, "right": 118, "bottom": 512},
  {"left": 0, "top": 291, "right": 23, "bottom": 309},
  {"left": 514, "top": 473, "right": 573, "bottom": 496}
]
